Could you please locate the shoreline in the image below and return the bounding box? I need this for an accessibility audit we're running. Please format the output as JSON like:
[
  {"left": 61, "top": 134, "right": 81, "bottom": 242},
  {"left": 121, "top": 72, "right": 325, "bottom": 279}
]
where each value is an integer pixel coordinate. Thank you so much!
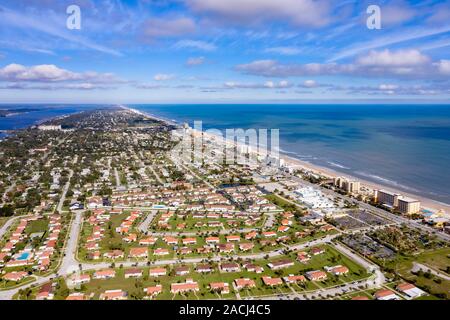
[{"left": 123, "top": 105, "right": 449, "bottom": 215}]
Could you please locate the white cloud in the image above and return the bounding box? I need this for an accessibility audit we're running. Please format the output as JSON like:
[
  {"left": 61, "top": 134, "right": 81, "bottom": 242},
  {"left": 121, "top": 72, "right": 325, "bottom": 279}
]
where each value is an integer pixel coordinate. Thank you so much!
[
  {"left": 0, "top": 63, "right": 121, "bottom": 83},
  {"left": 379, "top": 84, "right": 399, "bottom": 90},
  {"left": 302, "top": 80, "right": 318, "bottom": 88},
  {"left": 356, "top": 49, "right": 429, "bottom": 67},
  {"left": 437, "top": 60, "right": 450, "bottom": 75},
  {"left": 236, "top": 49, "right": 448, "bottom": 80},
  {"left": 186, "top": 56, "right": 205, "bottom": 66},
  {"left": 186, "top": 0, "right": 332, "bottom": 27},
  {"left": 223, "top": 80, "right": 292, "bottom": 89},
  {"left": 154, "top": 73, "right": 175, "bottom": 81},
  {"left": 329, "top": 24, "right": 450, "bottom": 62},
  {"left": 141, "top": 17, "right": 196, "bottom": 38},
  {"left": 381, "top": 1, "right": 417, "bottom": 26},
  {"left": 173, "top": 40, "right": 217, "bottom": 51},
  {"left": 264, "top": 47, "right": 302, "bottom": 55}
]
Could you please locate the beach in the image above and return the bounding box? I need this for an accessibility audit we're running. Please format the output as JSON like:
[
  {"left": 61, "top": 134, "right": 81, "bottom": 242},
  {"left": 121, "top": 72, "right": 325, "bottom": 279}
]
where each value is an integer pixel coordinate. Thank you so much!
[{"left": 125, "top": 105, "right": 449, "bottom": 215}]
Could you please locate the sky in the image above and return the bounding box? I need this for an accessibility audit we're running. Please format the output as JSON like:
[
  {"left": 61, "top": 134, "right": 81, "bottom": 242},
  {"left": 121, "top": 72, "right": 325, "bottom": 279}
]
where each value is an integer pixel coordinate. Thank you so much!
[{"left": 0, "top": 0, "right": 449, "bottom": 104}]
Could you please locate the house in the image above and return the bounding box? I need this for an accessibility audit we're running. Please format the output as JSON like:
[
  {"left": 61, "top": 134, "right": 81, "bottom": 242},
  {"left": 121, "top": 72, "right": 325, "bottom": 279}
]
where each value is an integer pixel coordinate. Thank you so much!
[
  {"left": 262, "top": 231, "right": 277, "bottom": 238},
  {"left": 100, "top": 289, "right": 128, "bottom": 300},
  {"left": 262, "top": 276, "right": 283, "bottom": 287},
  {"left": 129, "top": 247, "right": 148, "bottom": 259},
  {"left": 306, "top": 270, "right": 328, "bottom": 281},
  {"left": 226, "top": 235, "right": 240, "bottom": 242},
  {"left": 163, "top": 236, "right": 178, "bottom": 245},
  {"left": 139, "top": 237, "right": 157, "bottom": 246},
  {"left": 175, "top": 266, "right": 190, "bottom": 276},
  {"left": 89, "top": 251, "right": 101, "bottom": 260},
  {"left": 93, "top": 269, "right": 116, "bottom": 280},
  {"left": 103, "top": 250, "right": 125, "bottom": 260},
  {"left": 239, "top": 243, "right": 255, "bottom": 251},
  {"left": 245, "top": 231, "right": 258, "bottom": 240},
  {"left": 283, "top": 275, "right": 306, "bottom": 284},
  {"left": 220, "top": 262, "right": 241, "bottom": 273},
  {"left": 123, "top": 234, "right": 137, "bottom": 243},
  {"left": 278, "top": 226, "right": 290, "bottom": 233},
  {"left": 124, "top": 268, "right": 143, "bottom": 278},
  {"left": 196, "top": 264, "right": 214, "bottom": 273},
  {"left": 149, "top": 267, "right": 167, "bottom": 277},
  {"left": 87, "top": 196, "right": 103, "bottom": 209},
  {"left": 171, "top": 279, "right": 199, "bottom": 294},
  {"left": 234, "top": 278, "right": 256, "bottom": 290},
  {"left": 396, "top": 283, "right": 426, "bottom": 299},
  {"left": 310, "top": 247, "right": 325, "bottom": 255},
  {"left": 205, "top": 237, "right": 220, "bottom": 244},
  {"left": 69, "top": 274, "right": 91, "bottom": 286},
  {"left": 210, "top": 282, "right": 230, "bottom": 294},
  {"left": 153, "top": 248, "right": 170, "bottom": 256},
  {"left": 351, "top": 296, "right": 370, "bottom": 300},
  {"left": 243, "top": 263, "right": 264, "bottom": 274},
  {"left": 182, "top": 237, "right": 197, "bottom": 245},
  {"left": 325, "top": 265, "right": 350, "bottom": 276},
  {"left": 374, "top": 289, "right": 400, "bottom": 300},
  {"left": 144, "top": 285, "right": 163, "bottom": 298},
  {"left": 36, "top": 283, "right": 54, "bottom": 300},
  {"left": 217, "top": 243, "right": 234, "bottom": 253},
  {"left": 297, "top": 252, "right": 311, "bottom": 263},
  {"left": 66, "top": 293, "right": 88, "bottom": 300},
  {"left": 3, "top": 271, "right": 28, "bottom": 282},
  {"left": 267, "top": 259, "right": 294, "bottom": 270}
]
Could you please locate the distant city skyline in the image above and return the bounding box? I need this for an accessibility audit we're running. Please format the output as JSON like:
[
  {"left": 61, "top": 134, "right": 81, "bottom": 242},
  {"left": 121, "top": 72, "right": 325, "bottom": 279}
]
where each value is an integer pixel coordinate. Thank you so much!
[{"left": 0, "top": 0, "right": 449, "bottom": 103}]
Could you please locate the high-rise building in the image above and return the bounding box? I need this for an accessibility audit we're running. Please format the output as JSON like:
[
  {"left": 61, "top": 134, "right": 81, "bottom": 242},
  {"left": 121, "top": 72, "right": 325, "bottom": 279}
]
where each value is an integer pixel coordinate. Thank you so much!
[
  {"left": 334, "top": 177, "right": 360, "bottom": 194},
  {"left": 376, "top": 190, "right": 421, "bottom": 214},
  {"left": 397, "top": 197, "right": 421, "bottom": 215},
  {"left": 376, "top": 189, "right": 401, "bottom": 207}
]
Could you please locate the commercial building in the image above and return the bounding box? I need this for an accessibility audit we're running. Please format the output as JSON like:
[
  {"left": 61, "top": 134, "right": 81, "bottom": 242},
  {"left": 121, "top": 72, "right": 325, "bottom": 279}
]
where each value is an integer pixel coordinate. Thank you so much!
[
  {"left": 376, "top": 189, "right": 401, "bottom": 207},
  {"left": 376, "top": 189, "right": 421, "bottom": 215},
  {"left": 397, "top": 197, "right": 421, "bottom": 215},
  {"left": 334, "top": 177, "right": 360, "bottom": 194}
]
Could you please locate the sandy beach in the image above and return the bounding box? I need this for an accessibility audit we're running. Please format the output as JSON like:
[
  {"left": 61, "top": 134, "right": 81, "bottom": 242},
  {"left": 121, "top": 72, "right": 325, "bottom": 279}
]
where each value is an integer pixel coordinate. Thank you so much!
[{"left": 124, "top": 105, "right": 449, "bottom": 215}]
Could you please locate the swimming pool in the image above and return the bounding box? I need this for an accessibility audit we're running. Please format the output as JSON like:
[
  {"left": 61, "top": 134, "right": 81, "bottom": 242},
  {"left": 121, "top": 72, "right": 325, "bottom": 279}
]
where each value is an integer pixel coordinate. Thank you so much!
[{"left": 16, "top": 252, "right": 30, "bottom": 261}]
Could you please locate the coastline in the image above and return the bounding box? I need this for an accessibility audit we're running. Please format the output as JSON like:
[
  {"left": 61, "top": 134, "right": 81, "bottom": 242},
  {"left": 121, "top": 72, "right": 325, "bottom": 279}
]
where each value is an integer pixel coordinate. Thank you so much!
[{"left": 123, "top": 105, "right": 449, "bottom": 215}]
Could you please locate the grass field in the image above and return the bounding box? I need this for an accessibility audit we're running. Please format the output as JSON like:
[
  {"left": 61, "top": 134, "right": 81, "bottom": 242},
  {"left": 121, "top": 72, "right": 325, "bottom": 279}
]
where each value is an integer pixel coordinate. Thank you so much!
[
  {"left": 0, "top": 217, "right": 8, "bottom": 228},
  {"left": 389, "top": 247, "right": 450, "bottom": 299},
  {"left": 58, "top": 244, "right": 370, "bottom": 300}
]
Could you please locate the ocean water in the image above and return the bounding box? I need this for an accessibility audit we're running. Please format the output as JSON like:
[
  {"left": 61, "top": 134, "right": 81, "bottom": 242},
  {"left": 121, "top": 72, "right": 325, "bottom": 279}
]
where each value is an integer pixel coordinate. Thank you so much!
[
  {"left": 1, "top": 104, "right": 449, "bottom": 205},
  {"left": 0, "top": 105, "right": 101, "bottom": 138},
  {"left": 131, "top": 104, "right": 450, "bottom": 205}
]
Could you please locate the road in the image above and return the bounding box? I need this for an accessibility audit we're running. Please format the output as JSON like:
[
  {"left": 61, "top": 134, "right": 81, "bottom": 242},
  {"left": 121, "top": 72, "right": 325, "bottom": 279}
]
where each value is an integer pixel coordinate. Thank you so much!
[
  {"left": 0, "top": 214, "right": 33, "bottom": 240},
  {"left": 288, "top": 175, "right": 450, "bottom": 242},
  {"left": 76, "top": 234, "right": 340, "bottom": 272},
  {"left": 170, "top": 157, "right": 215, "bottom": 189},
  {"left": 114, "top": 168, "right": 122, "bottom": 188},
  {"left": 411, "top": 262, "right": 450, "bottom": 281},
  {"left": 137, "top": 210, "right": 158, "bottom": 233},
  {"left": 56, "top": 169, "right": 74, "bottom": 213},
  {"left": 149, "top": 165, "right": 164, "bottom": 185},
  {"left": 58, "top": 210, "right": 84, "bottom": 276}
]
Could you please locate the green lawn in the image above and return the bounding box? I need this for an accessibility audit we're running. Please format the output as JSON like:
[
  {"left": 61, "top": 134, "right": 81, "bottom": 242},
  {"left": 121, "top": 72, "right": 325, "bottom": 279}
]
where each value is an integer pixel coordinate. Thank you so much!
[
  {"left": 25, "top": 218, "right": 49, "bottom": 234},
  {"left": 59, "top": 244, "right": 369, "bottom": 300}
]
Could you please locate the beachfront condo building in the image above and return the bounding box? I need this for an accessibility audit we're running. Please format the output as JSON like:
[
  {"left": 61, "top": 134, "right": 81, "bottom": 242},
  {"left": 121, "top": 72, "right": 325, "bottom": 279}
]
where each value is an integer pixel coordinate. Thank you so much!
[
  {"left": 376, "top": 190, "right": 420, "bottom": 214},
  {"left": 376, "top": 189, "right": 401, "bottom": 207},
  {"left": 334, "top": 177, "right": 361, "bottom": 194},
  {"left": 397, "top": 197, "right": 421, "bottom": 215}
]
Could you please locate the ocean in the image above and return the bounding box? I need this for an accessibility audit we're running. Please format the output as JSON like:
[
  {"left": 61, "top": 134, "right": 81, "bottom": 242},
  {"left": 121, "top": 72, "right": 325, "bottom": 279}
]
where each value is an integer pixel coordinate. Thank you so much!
[
  {"left": 1, "top": 104, "right": 449, "bottom": 205},
  {"left": 130, "top": 104, "right": 450, "bottom": 205}
]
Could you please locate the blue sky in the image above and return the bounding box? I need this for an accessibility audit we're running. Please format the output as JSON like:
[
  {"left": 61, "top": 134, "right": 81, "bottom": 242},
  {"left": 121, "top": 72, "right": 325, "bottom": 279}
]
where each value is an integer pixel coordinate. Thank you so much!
[{"left": 0, "top": 0, "right": 449, "bottom": 103}]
